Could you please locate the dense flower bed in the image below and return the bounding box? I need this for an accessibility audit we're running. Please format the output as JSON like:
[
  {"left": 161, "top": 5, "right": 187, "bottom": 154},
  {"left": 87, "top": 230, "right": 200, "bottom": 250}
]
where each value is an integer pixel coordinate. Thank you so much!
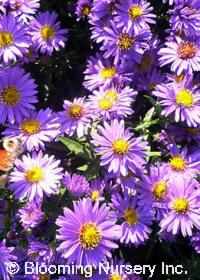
[{"left": 0, "top": 0, "right": 200, "bottom": 279}]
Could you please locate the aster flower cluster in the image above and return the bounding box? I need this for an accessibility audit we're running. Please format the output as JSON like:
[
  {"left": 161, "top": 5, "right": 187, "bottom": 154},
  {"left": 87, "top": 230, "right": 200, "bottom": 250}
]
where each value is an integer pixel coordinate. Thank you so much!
[{"left": 0, "top": 0, "right": 200, "bottom": 280}]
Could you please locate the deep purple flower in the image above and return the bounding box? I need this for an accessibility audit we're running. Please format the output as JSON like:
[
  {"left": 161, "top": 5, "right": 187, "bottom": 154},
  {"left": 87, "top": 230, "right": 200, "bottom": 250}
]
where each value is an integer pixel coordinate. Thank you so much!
[
  {"left": 76, "top": 0, "right": 92, "bottom": 20},
  {"left": 9, "top": 0, "right": 40, "bottom": 22},
  {"left": 28, "top": 241, "right": 53, "bottom": 265},
  {"left": 59, "top": 97, "right": 92, "bottom": 138},
  {"left": 29, "top": 11, "right": 68, "bottom": 55},
  {"left": 0, "top": 14, "right": 30, "bottom": 63},
  {"left": 111, "top": 190, "right": 153, "bottom": 246},
  {"left": 17, "top": 202, "right": 44, "bottom": 230},
  {"left": 83, "top": 53, "right": 129, "bottom": 91},
  {"left": 88, "top": 178, "right": 105, "bottom": 201},
  {"left": 138, "top": 163, "right": 169, "bottom": 210},
  {"left": 92, "top": 119, "right": 148, "bottom": 176},
  {"left": 0, "top": 66, "right": 38, "bottom": 124},
  {"left": 137, "top": 68, "right": 166, "bottom": 91},
  {"left": 3, "top": 108, "right": 60, "bottom": 151},
  {"left": 56, "top": 198, "right": 119, "bottom": 266},
  {"left": 101, "top": 20, "right": 151, "bottom": 64},
  {"left": 9, "top": 150, "right": 63, "bottom": 201},
  {"left": 159, "top": 36, "right": 200, "bottom": 75},
  {"left": 88, "top": 84, "right": 136, "bottom": 121},
  {"left": 62, "top": 171, "right": 90, "bottom": 197},
  {"left": 115, "top": 0, "right": 156, "bottom": 32},
  {"left": 164, "top": 144, "right": 200, "bottom": 181},
  {"left": 153, "top": 76, "right": 200, "bottom": 127},
  {"left": 160, "top": 177, "right": 200, "bottom": 237},
  {"left": 170, "top": 0, "right": 200, "bottom": 37}
]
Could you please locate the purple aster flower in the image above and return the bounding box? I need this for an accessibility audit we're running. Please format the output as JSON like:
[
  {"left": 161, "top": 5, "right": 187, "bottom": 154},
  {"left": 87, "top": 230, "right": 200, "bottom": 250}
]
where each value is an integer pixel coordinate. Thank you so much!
[
  {"left": 83, "top": 53, "right": 129, "bottom": 91},
  {"left": 62, "top": 171, "right": 90, "bottom": 197},
  {"left": 59, "top": 97, "right": 91, "bottom": 138},
  {"left": 29, "top": 11, "right": 68, "bottom": 55},
  {"left": 9, "top": 0, "right": 40, "bottom": 23},
  {"left": 136, "top": 36, "right": 160, "bottom": 73},
  {"left": 111, "top": 190, "right": 152, "bottom": 246},
  {"left": 0, "top": 240, "right": 17, "bottom": 280},
  {"left": 164, "top": 144, "right": 200, "bottom": 181},
  {"left": 138, "top": 163, "right": 169, "bottom": 210},
  {"left": 28, "top": 241, "right": 53, "bottom": 265},
  {"left": 0, "top": 66, "right": 37, "bottom": 124},
  {"left": 170, "top": 0, "right": 200, "bottom": 38},
  {"left": 137, "top": 68, "right": 166, "bottom": 91},
  {"left": 9, "top": 150, "right": 63, "bottom": 201},
  {"left": 0, "top": 14, "right": 30, "bottom": 63},
  {"left": 90, "top": 0, "right": 117, "bottom": 22},
  {"left": 21, "top": 46, "right": 38, "bottom": 63},
  {"left": 76, "top": 0, "right": 92, "bottom": 20},
  {"left": 160, "top": 177, "right": 200, "bottom": 237},
  {"left": 91, "top": 119, "right": 148, "bottom": 176},
  {"left": 168, "top": 124, "right": 200, "bottom": 143},
  {"left": 191, "top": 231, "right": 200, "bottom": 253},
  {"left": 153, "top": 76, "right": 200, "bottom": 127},
  {"left": 17, "top": 201, "right": 44, "bottom": 230},
  {"left": 114, "top": 0, "right": 156, "bottom": 32},
  {"left": 158, "top": 36, "right": 200, "bottom": 75},
  {"left": 3, "top": 108, "right": 60, "bottom": 151},
  {"left": 56, "top": 198, "right": 119, "bottom": 266},
  {"left": 88, "top": 178, "right": 105, "bottom": 201},
  {"left": 101, "top": 21, "right": 151, "bottom": 64},
  {"left": 88, "top": 84, "right": 136, "bottom": 121},
  {"left": 89, "top": 0, "right": 120, "bottom": 44}
]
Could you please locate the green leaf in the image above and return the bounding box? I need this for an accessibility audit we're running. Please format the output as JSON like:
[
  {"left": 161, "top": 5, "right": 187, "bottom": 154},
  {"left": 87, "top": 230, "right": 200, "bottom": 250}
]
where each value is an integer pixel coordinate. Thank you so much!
[
  {"left": 144, "top": 107, "right": 155, "bottom": 122},
  {"left": 59, "top": 137, "right": 93, "bottom": 161}
]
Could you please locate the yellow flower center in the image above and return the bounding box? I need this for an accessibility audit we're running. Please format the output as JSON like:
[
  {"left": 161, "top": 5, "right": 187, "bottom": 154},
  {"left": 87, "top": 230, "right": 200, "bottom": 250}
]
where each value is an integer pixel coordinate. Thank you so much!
[
  {"left": 30, "top": 252, "right": 39, "bottom": 260},
  {"left": 138, "top": 53, "right": 154, "bottom": 72},
  {"left": 175, "top": 74, "right": 185, "bottom": 83},
  {"left": 14, "top": 1, "right": 22, "bottom": 9},
  {"left": 118, "top": 33, "right": 134, "bottom": 50},
  {"left": 124, "top": 208, "right": 138, "bottom": 225},
  {"left": 79, "top": 223, "right": 101, "bottom": 249},
  {"left": 176, "top": 89, "right": 194, "bottom": 107},
  {"left": 81, "top": 6, "right": 90, "bottom": 16},
  {"left": 1, "top": 86, "right": 20, "bottom": 106},
  {"left": 0, "top": 32, "right": 13, "bottom": 47},
  {"left": 109, "top": 274, "right": 123, "bottom": 280},
  {"left": 91, "top": 190, "right": 100, "bottom": 201},
  {"left": 26, "top": 167, "right": 43, "bottom": 183},
  {"left": 186, "top": 127, "right": 199, "bottom": 135},
  {"left": 105, "top": 90, "right": 118, "bottom": 101},
  {"left": 100, "top": 67, "right": 117, "bottom": 79},
  {"left": 41, "top": 25, "right": 55, "bottom": 40},
  {"left": 153, "top": 181, "right": 166, "bottom": 199},
  {"left": 20, "top": 119, "right": 41, "bottom": 135},
  {"left": 178, "top": 42, "right": 196, "bottom": 59},
  {"left": 128, "top": 4, "right": 143, "bottom": 20},
  {"left": 173, "top": 198, "right": 189, "bottom": 213},
  {"left": 68, "top": 104, "right": 84, "bottom": 120},
  {"left": 170, "top": 156, "right": 186, "bottom": 171},
  {"left": 39, "top": 275, "right": 50, "bottom": 280},
  {"left": 99, "top": 98, "right": 113, "bottom": 110},
  {"left": 112, "top": 138, "right": 129, "bottom": 155},
  {"left": 148, "top": 83, "right": 156, "bottom": 91},
  {"left": 24, "top": 48, "right": 33, "bottom": 59}
]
